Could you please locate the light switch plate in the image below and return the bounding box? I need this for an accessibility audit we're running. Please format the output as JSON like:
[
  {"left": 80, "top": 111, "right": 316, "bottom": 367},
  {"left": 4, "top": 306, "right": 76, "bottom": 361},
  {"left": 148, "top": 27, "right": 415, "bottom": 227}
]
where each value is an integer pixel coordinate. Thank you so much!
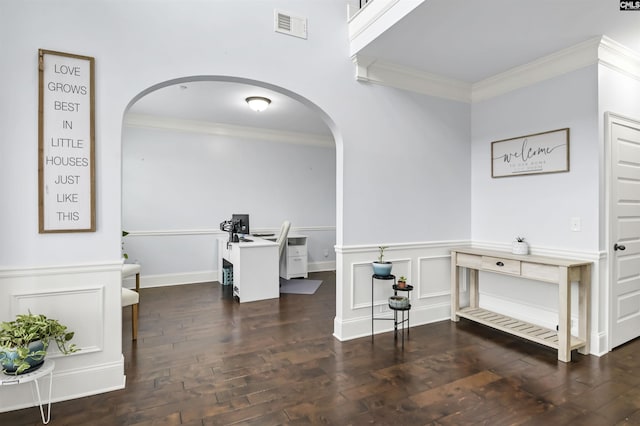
[{"left": 570, "top": 217, "right": 581, "bottom": 232}]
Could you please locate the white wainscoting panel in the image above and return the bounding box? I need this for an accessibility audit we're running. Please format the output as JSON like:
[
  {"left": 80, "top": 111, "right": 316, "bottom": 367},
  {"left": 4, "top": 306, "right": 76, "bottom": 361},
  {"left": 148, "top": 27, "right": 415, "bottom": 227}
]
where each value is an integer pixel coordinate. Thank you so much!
[
  {"left": 351, "top": 258, "right": 411, "bottom": 310},
  {"left": 11, "top": 286, "right": 105, "bottom": 354},
  {"left": 335, "top": 241, "right": 466, "bottom": 341},
  {"left": 417, "top": 255, "right": 451, "bottom": 303},
  {"left": 0, "top": 262, "right": 125, "bottom": 413}
]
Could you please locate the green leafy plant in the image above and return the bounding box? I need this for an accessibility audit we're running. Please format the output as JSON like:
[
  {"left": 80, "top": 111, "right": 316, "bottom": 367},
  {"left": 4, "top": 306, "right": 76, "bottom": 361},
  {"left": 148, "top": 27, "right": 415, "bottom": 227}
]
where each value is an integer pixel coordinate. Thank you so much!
[
  {"left": 0, "top": 312, "right": 78, "bottom": 374},
  {"left": 122, "top": 230, "right": 129, "bottom": 259},
  {"left": 398, "top": 276, "right": 407, "bottom": 282},
  {"left": 516, "top": 236, "right": 525, "bottom": 242}
]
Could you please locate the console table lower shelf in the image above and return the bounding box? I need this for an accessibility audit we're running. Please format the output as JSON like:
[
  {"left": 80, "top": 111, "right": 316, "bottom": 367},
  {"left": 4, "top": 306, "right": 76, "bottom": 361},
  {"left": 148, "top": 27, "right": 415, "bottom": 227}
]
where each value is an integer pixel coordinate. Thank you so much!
[{"left": 456, "top": 307, "right": 587, "bottom": 352}]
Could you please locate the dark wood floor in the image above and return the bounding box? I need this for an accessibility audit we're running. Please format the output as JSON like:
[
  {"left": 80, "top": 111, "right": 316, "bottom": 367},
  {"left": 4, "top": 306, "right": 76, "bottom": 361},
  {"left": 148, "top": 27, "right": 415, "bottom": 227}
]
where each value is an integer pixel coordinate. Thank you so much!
[{"left": 3, "top": 270, "right": 640, "bottom": 425}]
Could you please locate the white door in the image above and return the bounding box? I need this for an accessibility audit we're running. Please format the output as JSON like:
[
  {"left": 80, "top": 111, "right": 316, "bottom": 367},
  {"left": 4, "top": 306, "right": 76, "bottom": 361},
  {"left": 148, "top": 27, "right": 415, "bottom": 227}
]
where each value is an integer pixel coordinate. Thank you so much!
[{"left": 609, "top": 114, "right": 640, "bottom": 348}]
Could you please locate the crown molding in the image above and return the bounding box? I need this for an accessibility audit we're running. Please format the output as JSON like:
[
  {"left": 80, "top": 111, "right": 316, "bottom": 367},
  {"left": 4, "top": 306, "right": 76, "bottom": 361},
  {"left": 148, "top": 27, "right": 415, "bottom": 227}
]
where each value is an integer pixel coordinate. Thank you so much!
[
  {"left": 353, "top": 55, "right": 472, "bottom": 103},
  {"left": 353, "top": 36, "right": 640, "bottom": 103},
  {"left": 597, "top": 35, "right": 640, "bottom": 81},
  {"left": 124, "top": 113, "right": 335, "bottom": 148},
  {"left": 472, "top": 36, "right": 602, "bottom": 102}
]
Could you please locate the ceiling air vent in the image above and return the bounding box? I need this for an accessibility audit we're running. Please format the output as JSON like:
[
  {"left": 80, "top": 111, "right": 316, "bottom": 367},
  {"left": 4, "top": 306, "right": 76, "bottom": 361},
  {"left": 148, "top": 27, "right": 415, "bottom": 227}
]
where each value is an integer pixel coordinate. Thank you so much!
[{"left": 274, "top": 10, "right": 307, "bottom": 39}]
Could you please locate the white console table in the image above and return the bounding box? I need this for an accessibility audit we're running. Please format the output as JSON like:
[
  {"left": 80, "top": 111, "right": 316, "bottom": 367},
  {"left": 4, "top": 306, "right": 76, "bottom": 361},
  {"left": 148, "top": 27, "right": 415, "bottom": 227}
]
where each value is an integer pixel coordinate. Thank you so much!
[
  {"left": 450, "top": 248, "right": 591, "bottom": 362},
  {"left": 217, "top": 236, "right": 279, "bottom": 303}
]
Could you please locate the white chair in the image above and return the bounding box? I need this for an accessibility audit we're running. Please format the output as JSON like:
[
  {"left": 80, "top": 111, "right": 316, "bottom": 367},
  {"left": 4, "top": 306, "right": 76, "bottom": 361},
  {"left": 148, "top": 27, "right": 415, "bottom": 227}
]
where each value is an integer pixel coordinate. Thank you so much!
[
  {"left": 276, "top": 221, "right": 291, "bottom": 259},
  {"left": 122, "top": 264, "right": 141, "bottom": 340}
]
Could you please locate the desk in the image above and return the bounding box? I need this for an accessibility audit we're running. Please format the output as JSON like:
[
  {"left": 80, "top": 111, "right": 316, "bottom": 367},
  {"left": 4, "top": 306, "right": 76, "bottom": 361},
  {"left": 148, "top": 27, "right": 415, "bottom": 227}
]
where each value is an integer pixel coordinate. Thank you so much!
[
  {"left": 450, "top": 248, "right": 591, "bottom": 362},
  {"left": 217, "top": 236, "right": 279, "bottom": 303},
  {"left": 1, "top": 360, "right": 55, "bottom": 424}
]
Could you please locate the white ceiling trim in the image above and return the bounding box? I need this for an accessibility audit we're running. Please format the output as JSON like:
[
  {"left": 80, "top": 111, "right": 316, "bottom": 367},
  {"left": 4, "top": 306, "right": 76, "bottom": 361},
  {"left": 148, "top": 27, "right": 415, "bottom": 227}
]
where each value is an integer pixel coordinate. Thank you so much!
[
  {"left": 124, "top": 113, "right": 335, "bottom": 148},
  {"left": 598, "top": 36, "right": 640, "bottom": 82},
  {"left": 353, "top": 55, "right": 472, "bottom": 103},
  {"left": 471, "top": 36, "right": 602, "bottom": 102},
  {"left": 353, "top": 36, "right": 640, "bottom": 104}
]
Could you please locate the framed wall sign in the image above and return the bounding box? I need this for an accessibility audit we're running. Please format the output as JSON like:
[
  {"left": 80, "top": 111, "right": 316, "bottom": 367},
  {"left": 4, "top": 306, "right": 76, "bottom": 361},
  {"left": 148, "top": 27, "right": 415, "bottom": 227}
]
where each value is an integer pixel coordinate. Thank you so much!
[
  {"left": 38, "top": 49, "right": 95, "bottom": 232},
  {"left": 491, "top": 128, "right": 570, "bottom": 178}
]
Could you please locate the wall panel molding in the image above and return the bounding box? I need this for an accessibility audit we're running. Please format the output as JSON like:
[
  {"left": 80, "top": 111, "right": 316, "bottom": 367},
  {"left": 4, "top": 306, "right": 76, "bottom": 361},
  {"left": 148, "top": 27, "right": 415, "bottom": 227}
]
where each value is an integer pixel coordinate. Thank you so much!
[{"left": 11, "top": 286, "right": 105, "bottom": 354}]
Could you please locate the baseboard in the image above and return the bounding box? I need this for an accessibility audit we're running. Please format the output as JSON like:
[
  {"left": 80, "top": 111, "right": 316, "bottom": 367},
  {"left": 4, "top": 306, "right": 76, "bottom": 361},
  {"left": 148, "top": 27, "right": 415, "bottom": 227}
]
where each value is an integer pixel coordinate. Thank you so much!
[
  {"left": 480, "top": 293, "right": 579, "bottom": 336},
  {"left": 124, "top": 270, "right": 217, "bottom": 288},
  {"left": 128, "top": 263, "right": 337, "bottom": 289},
  {"left": 333, "top": 302, "right": 450, "bottom": 342},
  {"left": 308, "top": 261, "right": 336, "bottom": 273},
  {"left": 0, "top": 358, "right": 124, "bottom": 413}
]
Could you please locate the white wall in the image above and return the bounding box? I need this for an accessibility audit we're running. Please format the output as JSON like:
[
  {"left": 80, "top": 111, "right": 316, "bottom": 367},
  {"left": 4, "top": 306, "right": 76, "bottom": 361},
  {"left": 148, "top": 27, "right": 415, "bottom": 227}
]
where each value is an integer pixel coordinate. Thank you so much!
[
  {"left": 471, "top": 66, "right": 599, "bottom": 250},
  {"left": 0, "top": 0, "right": 472, "bottom": 409},
  {"left": 121, "top": 123, "right": 337, "bottom": 284},
  {"left": 342, "top": 88, "right": 471, "bottom": 244},
  {"left": 470, "top": 66, "right": 602, "bottom": 346}
]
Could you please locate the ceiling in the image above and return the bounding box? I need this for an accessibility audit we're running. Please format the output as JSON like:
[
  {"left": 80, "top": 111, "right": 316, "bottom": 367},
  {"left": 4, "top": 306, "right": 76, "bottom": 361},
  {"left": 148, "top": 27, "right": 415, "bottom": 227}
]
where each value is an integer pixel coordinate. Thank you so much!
[
  {"left": 127, "top": 80, "right": 333, "bottom": 138},
  {"left": 128, "top": 1, "right": 640, "bottom": 136},
  {"left": 358, "top": 0, "right": 640, "bottom": 83}
]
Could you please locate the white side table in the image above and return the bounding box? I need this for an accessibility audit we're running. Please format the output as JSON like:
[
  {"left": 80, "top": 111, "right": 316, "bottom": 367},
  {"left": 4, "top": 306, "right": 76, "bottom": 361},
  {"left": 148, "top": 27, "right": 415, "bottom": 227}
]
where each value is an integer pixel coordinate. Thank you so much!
[{"left": 0, "top": 360, "right": 55, "bottom": 424}]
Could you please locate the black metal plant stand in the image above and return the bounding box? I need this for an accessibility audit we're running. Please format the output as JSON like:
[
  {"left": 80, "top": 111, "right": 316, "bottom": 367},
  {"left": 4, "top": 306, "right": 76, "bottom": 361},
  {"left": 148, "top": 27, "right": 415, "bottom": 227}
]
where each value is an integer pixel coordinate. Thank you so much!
[
  {"left": 371, "top": 274, "right": 396, "bottom": 343},
  {"left": 371, "top": 273, "right": 414, "bottom": 349},
  {"left": 390, "top": 284, "right": 413, "bottom": 348}
]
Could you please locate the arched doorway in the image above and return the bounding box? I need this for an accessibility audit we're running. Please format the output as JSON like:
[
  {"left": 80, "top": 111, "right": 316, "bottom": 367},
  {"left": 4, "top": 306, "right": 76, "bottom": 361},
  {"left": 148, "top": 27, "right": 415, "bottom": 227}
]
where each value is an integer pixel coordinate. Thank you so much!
[{"left": 120, "top": 76, "right": 340, "bottom": 298}]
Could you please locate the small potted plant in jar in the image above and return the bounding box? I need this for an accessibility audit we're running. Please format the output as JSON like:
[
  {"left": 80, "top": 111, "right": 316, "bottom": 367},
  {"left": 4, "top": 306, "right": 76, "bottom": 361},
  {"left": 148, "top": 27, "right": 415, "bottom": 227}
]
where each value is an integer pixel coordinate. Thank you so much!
[
  {"left": 397, "top": 276, "right": 407, "bottom": 289},
  {"left": 512, "top": 236, "right": 529, "bottom": 255}
]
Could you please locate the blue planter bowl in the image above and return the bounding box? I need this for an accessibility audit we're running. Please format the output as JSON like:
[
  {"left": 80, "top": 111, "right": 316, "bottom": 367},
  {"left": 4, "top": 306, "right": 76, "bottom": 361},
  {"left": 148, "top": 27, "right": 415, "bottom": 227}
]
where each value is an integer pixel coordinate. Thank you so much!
[
  {"left": 372, "top": 262, "right": 392, "bottom": 277},
  {"left": 1, "top": 340, "right": 47, "bottom": 375}
]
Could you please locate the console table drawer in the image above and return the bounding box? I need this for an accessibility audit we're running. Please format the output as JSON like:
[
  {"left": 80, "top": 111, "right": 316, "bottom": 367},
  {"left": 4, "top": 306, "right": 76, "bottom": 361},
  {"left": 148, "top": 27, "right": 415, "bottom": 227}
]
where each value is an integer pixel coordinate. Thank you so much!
[
  {"left": 481, "top": 256, "right": 521, "bottom": 275},
  {"left": 456, "top": 253, "right": 482, "bottom": 269},
  {"left": 521, "top": 262, "right": 559, "bottom": 282}
]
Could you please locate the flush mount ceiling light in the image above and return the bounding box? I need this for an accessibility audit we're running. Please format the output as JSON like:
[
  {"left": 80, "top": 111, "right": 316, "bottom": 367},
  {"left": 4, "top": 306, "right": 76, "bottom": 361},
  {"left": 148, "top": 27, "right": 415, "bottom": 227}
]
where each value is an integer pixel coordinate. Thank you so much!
[{"left": 245, "top": 96, "right": 271, "bottom": 112}]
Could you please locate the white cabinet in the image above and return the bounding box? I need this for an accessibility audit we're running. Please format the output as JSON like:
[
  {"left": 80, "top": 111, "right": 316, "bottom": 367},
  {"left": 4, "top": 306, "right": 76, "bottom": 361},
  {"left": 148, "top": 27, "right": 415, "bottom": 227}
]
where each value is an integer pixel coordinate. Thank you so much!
[{"left": 280, "top": 235, "right": 308, "bottom": 279}]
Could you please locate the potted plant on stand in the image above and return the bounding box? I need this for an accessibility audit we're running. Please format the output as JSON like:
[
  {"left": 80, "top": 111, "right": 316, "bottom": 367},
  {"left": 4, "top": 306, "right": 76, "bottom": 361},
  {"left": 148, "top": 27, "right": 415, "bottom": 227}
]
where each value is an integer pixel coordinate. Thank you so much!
[
  {"left": 397, "top": 276, "right": 407, "bottom": 289},
  {"left": 0, "top": 312, "right": 79, "bottom": 375},
  {"left": 372, "top": 246, "right": 392, "bottom": 277}
]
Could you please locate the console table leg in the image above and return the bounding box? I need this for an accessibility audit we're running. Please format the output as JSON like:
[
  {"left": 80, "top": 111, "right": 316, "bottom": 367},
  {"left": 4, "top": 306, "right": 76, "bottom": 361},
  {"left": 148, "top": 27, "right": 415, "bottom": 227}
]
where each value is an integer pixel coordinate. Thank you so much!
[
  {"left": 469, "top": 269, "right": 479, "bottom": 309},
  {"left": 451, "top": 253, "right": 460, "bottom": 321},
  {"left": 578, "top": 264, "right": 591, "bottom": 355},
  {"left": 558, "top": 267, "right": 571, "bottom": 362}
]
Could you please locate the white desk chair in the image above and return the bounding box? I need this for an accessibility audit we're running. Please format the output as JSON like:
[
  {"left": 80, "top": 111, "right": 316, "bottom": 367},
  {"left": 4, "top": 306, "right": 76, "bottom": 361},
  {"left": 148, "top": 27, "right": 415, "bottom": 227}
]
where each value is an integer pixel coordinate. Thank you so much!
[
  {"left": 276, "top": 221, "right": 291, "bottom": 258},
  {"left": 122, "top": 264, "right": 141, "bottom": 340}
]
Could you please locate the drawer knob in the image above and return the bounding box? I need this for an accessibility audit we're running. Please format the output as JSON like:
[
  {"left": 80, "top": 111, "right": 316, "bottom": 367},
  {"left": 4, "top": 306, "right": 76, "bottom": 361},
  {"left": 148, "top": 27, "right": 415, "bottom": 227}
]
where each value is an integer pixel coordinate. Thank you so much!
[{"left": 496, "top": 261, "right": 504, "bottom": 267}]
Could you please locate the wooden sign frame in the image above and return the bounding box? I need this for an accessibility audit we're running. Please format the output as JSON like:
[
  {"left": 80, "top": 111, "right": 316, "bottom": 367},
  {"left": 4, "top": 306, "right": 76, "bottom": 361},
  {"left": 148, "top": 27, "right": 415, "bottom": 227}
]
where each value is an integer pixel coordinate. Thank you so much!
[
  {"left": 38, "top": 49, "right": 95, "bottom": 233},
  {"left": 491, "top": 128, "right": 570, "bottom": 178}
]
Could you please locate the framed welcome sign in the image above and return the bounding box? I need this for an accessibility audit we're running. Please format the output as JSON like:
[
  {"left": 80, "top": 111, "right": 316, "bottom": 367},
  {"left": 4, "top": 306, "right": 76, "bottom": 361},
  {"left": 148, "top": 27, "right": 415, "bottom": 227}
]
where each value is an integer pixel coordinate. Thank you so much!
[
  {"left": 38, "top": 49, "right": 95, "bottom": 232},
  {"left": 491, "top": 128, "right": 570, "bottom": 178}
]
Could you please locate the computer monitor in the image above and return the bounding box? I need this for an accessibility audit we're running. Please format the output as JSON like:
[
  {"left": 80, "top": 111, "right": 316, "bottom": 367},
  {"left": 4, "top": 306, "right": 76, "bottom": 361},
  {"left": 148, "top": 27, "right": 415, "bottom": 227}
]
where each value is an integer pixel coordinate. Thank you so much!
[{"left": 232, "top": 214, "right": 250, "bottom": 235}]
